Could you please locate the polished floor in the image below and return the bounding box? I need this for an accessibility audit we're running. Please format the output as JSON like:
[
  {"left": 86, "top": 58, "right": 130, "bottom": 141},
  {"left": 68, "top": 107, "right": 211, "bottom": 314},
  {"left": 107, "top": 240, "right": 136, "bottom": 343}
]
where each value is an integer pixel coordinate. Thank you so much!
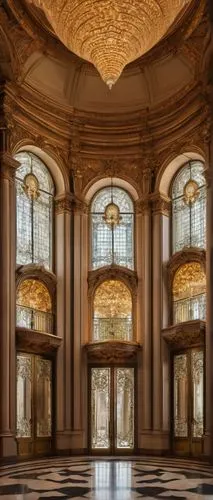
[{"left": 1, "top": 457, "right": 213, "bottom": 499}]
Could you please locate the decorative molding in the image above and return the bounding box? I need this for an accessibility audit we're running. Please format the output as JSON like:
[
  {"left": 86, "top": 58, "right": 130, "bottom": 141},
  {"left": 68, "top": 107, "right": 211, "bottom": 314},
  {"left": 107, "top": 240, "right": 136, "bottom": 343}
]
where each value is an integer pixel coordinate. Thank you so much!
[
  {"left": 88, "top": 265, "right": 138, "bottom": 298},
  {"left": 85, "top": 340, "right": 141, "bottom": 363},
  {"left": 16, "top": 327, "right": 62, "bottom": 354},
  {"left": 167, "top": 248, "right": 206, "bottom": 288},
  {"left": 162, "top": 319, "right": 205, "bottom": 349}
]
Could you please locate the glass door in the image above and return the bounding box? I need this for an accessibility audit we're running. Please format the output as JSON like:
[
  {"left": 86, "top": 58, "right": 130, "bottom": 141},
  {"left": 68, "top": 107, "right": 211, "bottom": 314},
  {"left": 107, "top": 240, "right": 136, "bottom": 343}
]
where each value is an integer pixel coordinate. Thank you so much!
[
  {"left": 90, "top": 366, "right": 135, "bottom": 454},
  {"left": 173, "top": 348, "right": 204, "bottom": 456},
  {"left": 16, "top": 353, "right": 53, "bottom": 457}
]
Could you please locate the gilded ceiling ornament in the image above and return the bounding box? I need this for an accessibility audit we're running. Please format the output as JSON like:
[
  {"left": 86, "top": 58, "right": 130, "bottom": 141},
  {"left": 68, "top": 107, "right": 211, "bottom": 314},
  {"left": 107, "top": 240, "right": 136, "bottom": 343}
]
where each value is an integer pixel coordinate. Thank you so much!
[
  {"left": 103, "top": 202, "right": 122, "bottom": 227},
  {"left": 27, "top": 0, "right": 190, "bottom": 88},
  {"left": 23, "top": 173, "right": 40, "bottom": 200},
  {"left": 183, "top": 180, "right": 199, "bottom": 205}
]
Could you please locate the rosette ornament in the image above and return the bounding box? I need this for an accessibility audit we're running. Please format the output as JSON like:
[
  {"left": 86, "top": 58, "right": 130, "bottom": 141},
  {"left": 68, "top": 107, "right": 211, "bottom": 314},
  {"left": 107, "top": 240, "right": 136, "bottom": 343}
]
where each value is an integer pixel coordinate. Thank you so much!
[{"left": 28, "top": 0, "right": 189, "bottom": 88}]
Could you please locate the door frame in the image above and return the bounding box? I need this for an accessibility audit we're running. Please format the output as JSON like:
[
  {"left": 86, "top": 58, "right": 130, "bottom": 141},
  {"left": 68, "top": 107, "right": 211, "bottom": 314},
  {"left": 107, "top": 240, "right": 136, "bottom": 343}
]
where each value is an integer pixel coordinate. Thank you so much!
[
  {"left": 171, "top": 346, "right": 204, "bottom": 457},
  {"left": 88, "top": 363, "right": 137, "bottom": 455}
]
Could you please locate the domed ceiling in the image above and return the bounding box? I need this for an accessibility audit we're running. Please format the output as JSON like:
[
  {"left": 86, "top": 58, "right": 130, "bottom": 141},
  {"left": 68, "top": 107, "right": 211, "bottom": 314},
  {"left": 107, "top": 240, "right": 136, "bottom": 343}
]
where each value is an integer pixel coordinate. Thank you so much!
[{"left": 4, "top": 0, "right": 204, "bottom": 115}]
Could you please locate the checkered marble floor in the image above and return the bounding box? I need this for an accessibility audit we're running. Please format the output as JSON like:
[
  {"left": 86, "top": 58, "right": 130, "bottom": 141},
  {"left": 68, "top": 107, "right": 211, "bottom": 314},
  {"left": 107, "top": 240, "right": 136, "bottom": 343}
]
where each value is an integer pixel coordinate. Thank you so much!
[{"left": 1, "top": 456, "right": 213, "bottom": 499}]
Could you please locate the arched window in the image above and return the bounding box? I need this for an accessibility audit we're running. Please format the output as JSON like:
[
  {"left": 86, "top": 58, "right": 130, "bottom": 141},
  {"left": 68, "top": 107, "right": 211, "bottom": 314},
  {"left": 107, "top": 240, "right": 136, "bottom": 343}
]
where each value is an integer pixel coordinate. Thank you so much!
[
  {"left": 93, "top": 280, "right": 132, "bottom": 341},
  {"left": 16, "top": 279, "right": 53, "bottom": 334},
  {"left": 172, "top": 262, "right": 206, "bottom": 324},
  {"left": 91, "top": 186, "right": 134, "bottom": 270},
  {"left": 172, "top": 161, "right": 206, "bottom": 254},
  {"left": 15, "top": 152, "right": 54, "bottom": 270}
]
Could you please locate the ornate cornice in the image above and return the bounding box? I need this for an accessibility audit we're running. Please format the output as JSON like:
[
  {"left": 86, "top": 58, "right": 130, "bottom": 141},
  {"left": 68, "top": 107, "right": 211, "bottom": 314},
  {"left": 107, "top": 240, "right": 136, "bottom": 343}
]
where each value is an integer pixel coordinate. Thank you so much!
[
  {"left": 88, "top": 266, "right": 138, "bottom": 298},
  {"left": 167, "top": 248, "right": 206, "bottom": 288},
  {"left": 85, "top": 340, "right": 141, "bottom": 363},
  {"left": 162, "top": 319, "right": 205, "bottom": 349},
  {"left": 16, "top": 328, "right": 62, "bottom": 354}
]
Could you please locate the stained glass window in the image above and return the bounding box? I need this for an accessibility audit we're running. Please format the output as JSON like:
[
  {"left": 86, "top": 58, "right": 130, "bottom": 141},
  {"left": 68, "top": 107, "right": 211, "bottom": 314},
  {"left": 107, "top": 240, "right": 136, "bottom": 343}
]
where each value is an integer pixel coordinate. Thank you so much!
[
  {"left": 173, "top": 262, "right": 206, "bottom": 324},
  {"left": 16, "top": 279, "right": 53, "bottom": 334},
  {"left": 93, "top": 280, "right": 132, "bottom": 341},
  {"left": 15, "top": 152, "right": 54, "bottom": 270},
  {"left": 91, "top": 186, "right": 134, "bottom": 270},
  {"left": 172, "top": 161, "right": 206, "bottom": 254}
]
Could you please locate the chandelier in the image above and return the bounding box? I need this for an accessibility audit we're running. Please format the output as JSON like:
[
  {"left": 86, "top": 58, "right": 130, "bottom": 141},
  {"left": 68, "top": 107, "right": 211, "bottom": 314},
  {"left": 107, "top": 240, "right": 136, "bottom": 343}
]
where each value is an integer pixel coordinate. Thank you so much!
[{"left": 28, "top": 0, "right": 189, "bottom": 88}]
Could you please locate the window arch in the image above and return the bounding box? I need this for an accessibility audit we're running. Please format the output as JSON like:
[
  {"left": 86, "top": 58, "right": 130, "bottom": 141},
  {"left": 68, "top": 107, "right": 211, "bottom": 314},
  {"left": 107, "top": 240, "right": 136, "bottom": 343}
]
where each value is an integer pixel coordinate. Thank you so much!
[
  {"left": 93, "top": 280, "right": 132, "bottom": 341},
  {"left": 91, "top": 186, "right": 134, "bottom": 270},
  {"left": 172, "top": 262, "right": 206, "bottom": 324},
  {"left": 15, "top": 152, "right": 54, "bottom": 270},
  {"left": 16, "top": 279, "right": 53, "bottom": 334},
  {"left": 172, "top": 161, "right": 206, "bottom": 254}
]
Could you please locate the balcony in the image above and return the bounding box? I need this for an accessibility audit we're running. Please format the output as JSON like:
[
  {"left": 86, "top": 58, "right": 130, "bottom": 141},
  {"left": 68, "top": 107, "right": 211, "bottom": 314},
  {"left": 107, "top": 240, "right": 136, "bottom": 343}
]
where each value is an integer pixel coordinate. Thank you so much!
[
  {"left": 16, "top": 305, "right": 53, "bottom": 334},
  {"left": 173, "top": 294, "right": 206, "bottom": 325},
  {"left": 93, "top": 317, "right": 132, "bottom": 342}
]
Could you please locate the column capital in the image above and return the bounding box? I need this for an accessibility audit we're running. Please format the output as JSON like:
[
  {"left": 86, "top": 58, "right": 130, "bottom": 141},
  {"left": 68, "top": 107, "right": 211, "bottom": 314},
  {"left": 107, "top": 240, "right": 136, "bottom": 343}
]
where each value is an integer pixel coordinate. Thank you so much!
[
  {"left": 55, "top": 193, "right": 88, "bottom": 215},
  {"left": 151, "top": 193, "right": 171, "bottom": 216},
  {"left": 135, "top": 196, "right": 152, "bottom": 215},
  {"left": 55, "top": 193, "right": 74, "bottom": 215},
  {"left": 0, "top": 152, "right": 20, "bottom": 182}
]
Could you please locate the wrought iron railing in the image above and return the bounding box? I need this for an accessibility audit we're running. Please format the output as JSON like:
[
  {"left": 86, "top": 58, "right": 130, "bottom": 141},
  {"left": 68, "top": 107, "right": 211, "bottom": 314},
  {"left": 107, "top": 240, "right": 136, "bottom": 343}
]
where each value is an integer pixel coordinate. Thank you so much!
[
  {"left": 173, "top": 294, "right": 206, "bottom": 325},
  {"left": 93, "top": 317, "right": 132, "bottom": 342},
  {"left": 16, "top": 305, "right": 53, "bottom": 334}
]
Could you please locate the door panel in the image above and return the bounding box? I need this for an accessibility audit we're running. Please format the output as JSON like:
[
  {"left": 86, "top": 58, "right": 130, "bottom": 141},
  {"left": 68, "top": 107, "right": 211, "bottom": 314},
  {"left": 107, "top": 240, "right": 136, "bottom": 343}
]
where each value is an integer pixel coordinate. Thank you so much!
[
  {"left": 91, "top": 368, "right": 111, "bottom": 451},
  {"left": 16, "top": 353, "right": 53, "bottom": 457},
  {"left": 90, "top": 367, "right": 135, "bottom": 454},
  {"left": 173, "top": 348, "right": 204, "bottom": 457},
  {"left": 115, "top": 368, "right": 134, "bottom": 450}
]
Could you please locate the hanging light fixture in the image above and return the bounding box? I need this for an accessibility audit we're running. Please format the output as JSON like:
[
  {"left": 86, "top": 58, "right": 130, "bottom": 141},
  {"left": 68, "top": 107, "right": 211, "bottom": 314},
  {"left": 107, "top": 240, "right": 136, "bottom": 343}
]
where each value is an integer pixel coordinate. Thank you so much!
[
  {"left": 103, "top": 181, "right": 122, "bottom": 227},
  {"left": 28, "top": 0, "right": 190, "bottom": 89}
]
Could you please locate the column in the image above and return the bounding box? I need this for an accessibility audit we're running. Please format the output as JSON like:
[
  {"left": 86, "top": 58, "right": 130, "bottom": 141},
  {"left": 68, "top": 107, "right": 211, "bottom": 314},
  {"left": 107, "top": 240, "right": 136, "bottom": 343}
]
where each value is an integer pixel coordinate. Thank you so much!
[
  {"left": 72, "top": 198, "right": 88, "bottom": 452},
  {"left": 204, "top": 143, "right": 213, "bottom": 457},
  {"left": 0, "top": 151, "right": 19, "bottom": 457},
  {"left": 136, "top": 195, "right": 152, "bottom": 451},
  {"left": 55, "top": 193, "right": 73, "bottom": 452},
  {"left": 151, "top": 193, "right": 170, "bottom": 452}
]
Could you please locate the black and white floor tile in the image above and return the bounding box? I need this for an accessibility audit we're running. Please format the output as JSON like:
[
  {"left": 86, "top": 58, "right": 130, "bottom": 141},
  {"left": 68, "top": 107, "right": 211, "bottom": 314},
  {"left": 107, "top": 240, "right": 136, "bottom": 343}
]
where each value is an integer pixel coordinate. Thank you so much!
[{"left": 1, "top": 457, "right": 213, "bottom": 499}]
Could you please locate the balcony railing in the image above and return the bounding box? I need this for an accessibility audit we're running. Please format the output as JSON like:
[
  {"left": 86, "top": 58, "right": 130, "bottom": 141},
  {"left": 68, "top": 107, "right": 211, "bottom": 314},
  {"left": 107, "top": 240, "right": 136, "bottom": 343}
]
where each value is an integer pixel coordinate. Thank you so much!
[
  {"left": 16, "top": 305, "right": 53, "bottom": 334},
  {"left": 93, "top": 317, "right": 132, "bottom": 342},
  {"left": 173, "top": 294, "right": 206, "bottom": 325}
]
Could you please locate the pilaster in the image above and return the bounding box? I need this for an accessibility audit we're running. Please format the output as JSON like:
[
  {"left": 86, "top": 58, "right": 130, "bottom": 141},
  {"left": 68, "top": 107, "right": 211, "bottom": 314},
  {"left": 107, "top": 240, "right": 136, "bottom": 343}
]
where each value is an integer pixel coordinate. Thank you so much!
[{"left": 0, "top": 149, "right": 19, "bottom": 457}]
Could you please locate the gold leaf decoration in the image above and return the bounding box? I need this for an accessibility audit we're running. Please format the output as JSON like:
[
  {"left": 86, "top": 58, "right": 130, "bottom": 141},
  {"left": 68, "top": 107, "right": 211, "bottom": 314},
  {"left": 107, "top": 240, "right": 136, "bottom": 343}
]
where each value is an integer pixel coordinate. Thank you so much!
[
  {"left": 94, "top": 280, "right": 132, "bottom": 317},
  {"left": 173, "top": 262, "right": 206, "bottom": 302},
  {"left": 17, "top": 279, "right": 52, "bottom": 312}
]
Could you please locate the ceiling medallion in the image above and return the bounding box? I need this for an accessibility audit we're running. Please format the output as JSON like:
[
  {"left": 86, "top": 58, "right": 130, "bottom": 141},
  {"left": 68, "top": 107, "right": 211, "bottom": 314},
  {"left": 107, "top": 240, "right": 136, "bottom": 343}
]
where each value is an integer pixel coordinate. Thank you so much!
[
  {"left": 183, "top": 180, "right": 200, "bottom": 205},
  {"left": 103, "top": 202, "right": 122, "bottom": 226},
  {"left": 23, "top": 173, "right": 40, "bottom": 200},
  {"left": 27, "top": 0, "right": 190, "bottom": 88}
]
